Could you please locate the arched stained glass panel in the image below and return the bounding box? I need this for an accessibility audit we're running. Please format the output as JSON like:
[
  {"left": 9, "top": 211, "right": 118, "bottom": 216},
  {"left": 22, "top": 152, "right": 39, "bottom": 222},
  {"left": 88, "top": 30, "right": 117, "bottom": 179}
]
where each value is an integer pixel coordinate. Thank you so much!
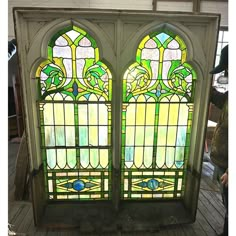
[
  {"left": 36, "top": 25, "right": 112, "bottom": 200},
  {"left": 121, "top": 31, "right": 196, "bottom": 200}
]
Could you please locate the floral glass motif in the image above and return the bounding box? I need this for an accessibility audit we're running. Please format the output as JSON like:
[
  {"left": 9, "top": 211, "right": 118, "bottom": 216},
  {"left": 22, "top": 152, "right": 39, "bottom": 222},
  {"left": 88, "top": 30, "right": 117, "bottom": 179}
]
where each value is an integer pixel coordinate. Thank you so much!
[
  {"left": 36, "top": 25, "right": 112, "bottom": 200},
  {"left": 121, "top": 31, "right": 196, "bottom": 199}
]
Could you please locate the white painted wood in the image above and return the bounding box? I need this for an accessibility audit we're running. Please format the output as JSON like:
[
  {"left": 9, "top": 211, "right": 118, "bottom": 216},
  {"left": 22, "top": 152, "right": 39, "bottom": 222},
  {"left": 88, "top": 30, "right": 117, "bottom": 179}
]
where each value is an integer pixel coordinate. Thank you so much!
[{"left": 14, "top": 8, "right": 219, "bottom": 225}]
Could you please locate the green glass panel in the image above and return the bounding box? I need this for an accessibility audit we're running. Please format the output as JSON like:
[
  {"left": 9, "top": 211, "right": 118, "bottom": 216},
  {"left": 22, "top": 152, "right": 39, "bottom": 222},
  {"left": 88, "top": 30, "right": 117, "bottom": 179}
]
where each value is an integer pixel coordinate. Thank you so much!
[
  {"left": 79, "top": 127, "right": 88, "bottom": 146},
  {"left": 176, "top": 127, "right": 187, "bottom": 146},
  {"left": 55, "top": 126, "right": 65, "bottom": 146},
  {"left": 67, "top": 149, "right": 77, "bottom": 168},
  {"left": 38, "top": 25, "right": 112, "bottom": 201},
  {"left": 80, "top": 149, "right": 89, "bottom": 168},
  {"left": 143, "top": 147, "right": 153, "bottom": 167},
  {"left": 122, "top": 30, "right": 196, "bottom": 199}
]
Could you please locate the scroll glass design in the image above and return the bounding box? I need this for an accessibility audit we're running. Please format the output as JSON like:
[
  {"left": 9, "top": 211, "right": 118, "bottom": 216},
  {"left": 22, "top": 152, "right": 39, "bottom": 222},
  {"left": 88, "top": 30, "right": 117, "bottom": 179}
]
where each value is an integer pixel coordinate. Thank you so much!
[
  {"left": 36, "top": 26, "right": 112, "bottom": 200},
  {"left": 121, "top": 31, "right": 197, "bottom": 199}
]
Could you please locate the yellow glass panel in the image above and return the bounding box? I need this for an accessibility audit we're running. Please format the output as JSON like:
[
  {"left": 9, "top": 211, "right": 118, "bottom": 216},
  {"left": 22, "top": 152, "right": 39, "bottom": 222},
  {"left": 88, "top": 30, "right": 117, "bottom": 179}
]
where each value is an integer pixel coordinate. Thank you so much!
[
  {"left": 124, "top": 179, "right": 129, "bottom": 190},
  {"left": 178, "top": 178, "right": 182, "bottom": 190},
  {"left": 44, "top": 103, "right": 54, "bottom": 125},
  {"left": 146, "top": 103, "right": 155, "bottom": 125},
  {"left": 134, "top": 147, "right": 143, "bottom": 168},
  {"left": 65, "top": 103, "right": 74, "bottom": 125},
  {"left": 156, "top": 147, "right": 166, "bottom": 167},
  {"left": 100, "top": 149, "right": 108, "bottom": 168},
  {"left": 56, "top": 173, "right": 67, "bottom": 176},
  {"left": 104, "top": 179, "right": 108, "bottom": 191},
  {"left": 136, "top": 103, "right": 145, "bottom": 125},
  {"left": 135, "top": 126, "right": 144, "bottom": 145},
  {"left": 90, "top": 149, "right": 99, "bottom": 168},
  {"left": 159, "top": 104, "right": 169, "bottom": 125},
  {"left": 89, "top": 126, "right": 98, "bottom": 146},
  {"left": 126, "top": 127, "right": 135, "bottom": 145},
  {"left": 168, "top": 104, "right": 179, "bottom": 125},
  {"left": 167, "top": 172, "right": 176, "bottom": 176},
  {"left": 54, "top": 103, "right": 64, "bottom": 125},
  {"left": 78, "top": 105, "right": 87, "bottom": 125},
  {"left": 126, "top": 103, "right": 136, "bottom": 125},
  {"left": 99, "top": 104, "right": 108, "bottom": 125},
  {"left": 57, "top": 195, "right": 67, "bottom": 199},
  {"left": 167, "top": 126, "right": 177, "bottom": 146},
  {"left": 142, "top": 194, "right": 152, "bottom": 198},
  {"left": 68, "top": 172, "right": 78, "bottom": 176},
  {"left": 89, "top": 104, "right": 98, "bottom": 125}
]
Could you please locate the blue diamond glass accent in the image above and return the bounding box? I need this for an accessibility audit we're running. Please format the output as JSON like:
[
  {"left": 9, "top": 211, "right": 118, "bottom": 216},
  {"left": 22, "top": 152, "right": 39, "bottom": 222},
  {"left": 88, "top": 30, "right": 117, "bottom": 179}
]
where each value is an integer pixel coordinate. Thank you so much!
[
  {"left": 147, "top": 179, "right": 159, "bottom": 190},
  {"left": 73, "top": 180, "right": 85, "bottom": 191},
  {"left": 72, "top": 82, "right": 78, "bottom": 96}
]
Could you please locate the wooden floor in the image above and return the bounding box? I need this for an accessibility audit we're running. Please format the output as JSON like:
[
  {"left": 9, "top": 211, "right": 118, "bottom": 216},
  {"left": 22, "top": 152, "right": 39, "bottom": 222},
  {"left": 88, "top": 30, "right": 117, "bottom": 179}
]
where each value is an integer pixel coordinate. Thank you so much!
[{"left": 8, "top": 141, "right": 225, "bottom": 236}]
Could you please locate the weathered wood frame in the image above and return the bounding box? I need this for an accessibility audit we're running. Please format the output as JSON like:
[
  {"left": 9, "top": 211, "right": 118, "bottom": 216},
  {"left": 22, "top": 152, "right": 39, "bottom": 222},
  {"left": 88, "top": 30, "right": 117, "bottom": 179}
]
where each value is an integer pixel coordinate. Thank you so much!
[{"left": 14, "top": 8, "right": 219, "bottom": 230}]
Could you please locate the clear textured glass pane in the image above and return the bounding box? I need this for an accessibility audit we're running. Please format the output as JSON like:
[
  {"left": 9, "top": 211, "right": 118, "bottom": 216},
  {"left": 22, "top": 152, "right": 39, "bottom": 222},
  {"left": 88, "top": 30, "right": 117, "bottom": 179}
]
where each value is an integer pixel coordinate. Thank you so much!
[
  {"left": 55, "top": 126, "right": 65, "bottom": 146},
  {"left": 47, "top": 149, "right": 56, "bottom": 169},
  {"left": 44, "top": 103, "right": 54, "bottom": 125},
  {"left": 45, "top": 126, "right": 55, "bottom": 146},
  {"left": 134, "top": 147, "right": 143, "bottom": 168},
  {"left": 78, "top": 105, "right": 88, "bottom": 125},
  {"left": 90, "top": 149, "right": 99, "bottom": 168},
  {"left": 53, "top": 46, "right": 71, "bottom": 58},
  {"left": 156, "top": 147, "right": 166, "bottom": 167},
  {"left": 65, "top": 126, "right": 75, "bottom": 146},
  {"left": 99, "top": 126, "right": 107, "bottom": 145},
  {"left": 57, "top": 149, "right": 67, "bottom": 168}
]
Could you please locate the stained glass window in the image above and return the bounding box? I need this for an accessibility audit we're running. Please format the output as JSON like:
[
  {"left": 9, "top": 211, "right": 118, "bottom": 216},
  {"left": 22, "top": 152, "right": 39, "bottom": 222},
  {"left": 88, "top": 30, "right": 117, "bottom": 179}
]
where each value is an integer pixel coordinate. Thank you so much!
[
  {"left": 36, "top": 26, "right": 112, "bottom": 200},
  {"left": 121, "top": 31, "right": 196, "bottom": 199}
]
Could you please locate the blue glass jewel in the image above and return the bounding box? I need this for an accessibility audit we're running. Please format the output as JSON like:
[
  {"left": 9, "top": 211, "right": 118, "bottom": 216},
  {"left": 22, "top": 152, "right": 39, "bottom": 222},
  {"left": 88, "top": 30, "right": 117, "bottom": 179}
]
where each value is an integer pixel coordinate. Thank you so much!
[{"left": 73, "top": 180, "right": 85, "bottom": 191}]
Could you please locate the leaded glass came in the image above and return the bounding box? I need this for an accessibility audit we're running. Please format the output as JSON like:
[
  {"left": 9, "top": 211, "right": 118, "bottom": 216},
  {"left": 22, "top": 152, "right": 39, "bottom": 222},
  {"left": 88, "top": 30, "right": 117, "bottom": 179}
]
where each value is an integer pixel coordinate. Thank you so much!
[
  {"left": 36, "top": 26, "right": 112, "bottom": 200},
  {"left": 121, "top": 31, "right": 196, "bottom": 199}
]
